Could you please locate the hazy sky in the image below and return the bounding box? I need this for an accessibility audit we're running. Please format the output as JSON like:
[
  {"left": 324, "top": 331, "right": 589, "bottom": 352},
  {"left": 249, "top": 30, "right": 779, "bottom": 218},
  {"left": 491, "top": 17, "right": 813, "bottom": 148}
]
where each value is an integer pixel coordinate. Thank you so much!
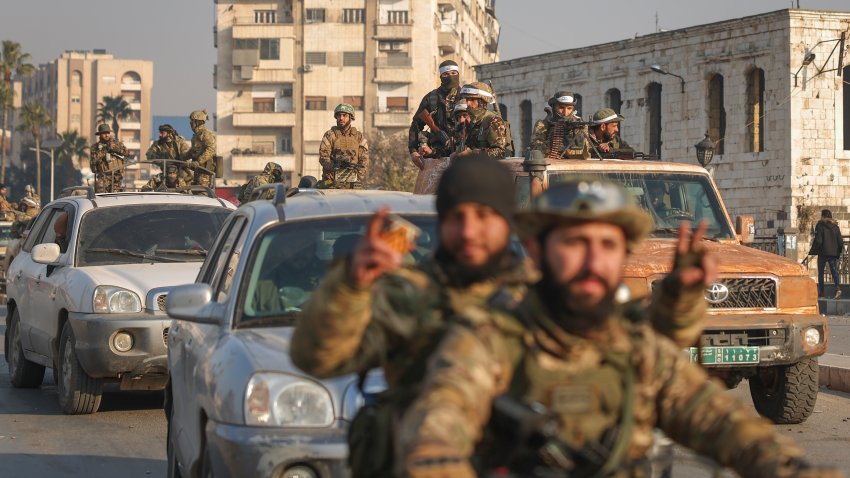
[{"left": 1, "top": 0, "right": 848, "bottom": 115}]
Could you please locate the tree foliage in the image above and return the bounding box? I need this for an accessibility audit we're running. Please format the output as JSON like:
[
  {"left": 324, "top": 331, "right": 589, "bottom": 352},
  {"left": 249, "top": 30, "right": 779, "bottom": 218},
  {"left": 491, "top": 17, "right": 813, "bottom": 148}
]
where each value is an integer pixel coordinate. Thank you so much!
[
  {"left": 16, "top": 102, "right": 52, "bottom": 197},
  {"left": 364, "top": 131, "right": 419, "bottom": 192},
  {"left": 57, "top": 130, "right": 89, "bottom": 169},
  {"left": 96, "top": 95, "right": 131, "bottom": 136},
  {"left": 1, "top": 40, "right": 35, "bottom": 184}
]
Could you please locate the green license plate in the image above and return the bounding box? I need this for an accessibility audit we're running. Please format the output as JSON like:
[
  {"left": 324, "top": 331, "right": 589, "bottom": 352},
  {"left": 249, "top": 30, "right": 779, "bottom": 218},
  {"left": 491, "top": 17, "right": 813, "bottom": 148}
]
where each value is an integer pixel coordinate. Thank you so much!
[{"left": 689, "top": 346, "right": 760, "bottom": 365}]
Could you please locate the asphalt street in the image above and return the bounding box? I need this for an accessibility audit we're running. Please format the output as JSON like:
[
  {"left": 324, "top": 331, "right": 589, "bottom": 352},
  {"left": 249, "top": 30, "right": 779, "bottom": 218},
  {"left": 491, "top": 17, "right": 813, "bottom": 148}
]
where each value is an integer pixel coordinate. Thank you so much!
[{"left": 1, "top": 312, "right": 849, "bottom": 477}]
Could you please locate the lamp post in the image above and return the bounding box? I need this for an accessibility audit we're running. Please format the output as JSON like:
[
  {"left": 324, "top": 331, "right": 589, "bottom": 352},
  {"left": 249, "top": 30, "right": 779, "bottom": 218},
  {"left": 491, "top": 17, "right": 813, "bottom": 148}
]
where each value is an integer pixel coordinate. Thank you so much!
[
  {"left": 649, "top": 64, "right": 685, "bottom": 93},
  {"left": 30, "top": 138, "right": 62, "bottom": 202},
  {"left": 694, "top": 133, "right": 717, "bottom": 168}
]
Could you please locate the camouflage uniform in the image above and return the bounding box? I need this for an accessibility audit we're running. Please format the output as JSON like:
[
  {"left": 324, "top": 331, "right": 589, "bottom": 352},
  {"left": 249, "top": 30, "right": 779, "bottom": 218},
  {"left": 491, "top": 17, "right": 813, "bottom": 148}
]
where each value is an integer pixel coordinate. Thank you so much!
[
  {"left": 90, "top": 125, "right": 130, "bottom": 193},
  {"left": 183, "top": 110, "right": 217, "bottom": 187},
  {"left": 0, "top": 191, "right": 14, "bottom": 222},
  {"left": 463, "top": 109, "right": 509, "bottom": 159},
  {"left": 530, "top": 92, "right": 589, "bottom": 159},
  {"left": 408, "top": 60, "right": 461, "bottom": 158},
  {"left": 588, "top": 133, "right": 632, "bottom": 156},
  {"left": 318, "top": 125, "right": 368, "bottom": 189},
  {"left": 146, "top": 125, "right": 192, "bottom": 182},
  {"left": 588, "top": 108, "right": 633, "bottom": 158},
  {"left": 238, "top": 162, "right": 284, "bottom": 203},
  {"left": 10, "top": 198, "right": 39, "bottom": 239},
  {"left": 141, "top": 171, "right": 189, "bottom": 192}
]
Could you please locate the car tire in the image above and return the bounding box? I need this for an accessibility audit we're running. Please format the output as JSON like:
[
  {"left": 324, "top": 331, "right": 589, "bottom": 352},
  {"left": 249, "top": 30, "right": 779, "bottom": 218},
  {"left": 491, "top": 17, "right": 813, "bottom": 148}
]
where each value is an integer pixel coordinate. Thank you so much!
[
  {"left": 749, "top": 357, "right": 818, "bottom": 424},
  {"left": 57, "top": 321, "right": 103, "bottom": 415},
  {"left": 7, "top": 309, "right": 45, "bottom": 388}
]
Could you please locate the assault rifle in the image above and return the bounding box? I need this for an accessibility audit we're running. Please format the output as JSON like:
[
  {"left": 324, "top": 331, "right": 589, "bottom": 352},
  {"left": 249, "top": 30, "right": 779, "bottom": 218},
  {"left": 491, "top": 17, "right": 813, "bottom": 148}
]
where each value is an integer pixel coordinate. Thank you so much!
[
  {"left": 416, "top": 109, "right": 451, "bottom": 147},
  {"left": 331, "top": 157, "right": 365, "bottom": 186},
  {"left": 456, "top": 121, "right": 468, "bottom": 154}
]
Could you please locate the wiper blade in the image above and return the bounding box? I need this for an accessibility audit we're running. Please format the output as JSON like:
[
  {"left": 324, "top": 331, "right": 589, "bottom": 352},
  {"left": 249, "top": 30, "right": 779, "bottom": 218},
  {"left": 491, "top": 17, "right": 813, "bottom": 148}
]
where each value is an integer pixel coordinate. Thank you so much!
[
  {"left": 155, "top": 248, "right": 208, "bottom": 257},
  {"left": 85, "top": 247, "right": 183, "bottom": 263}
]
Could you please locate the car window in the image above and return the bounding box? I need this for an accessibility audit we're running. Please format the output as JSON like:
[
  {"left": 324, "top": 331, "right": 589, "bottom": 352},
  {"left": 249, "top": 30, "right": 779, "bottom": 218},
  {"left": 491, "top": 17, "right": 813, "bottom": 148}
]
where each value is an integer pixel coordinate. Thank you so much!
[
  {"left": 0, "top": 223, "right": 13, "bottom": 247},
  {"left": 75, "top": 204, "right": 231, "bottom": 266},
  {"left": 22, "top": 207, "right": 59, "bottom": 253},
  {"left": 37, "top": 205, "right": 75, "bottom": 254},
  {"left": 211, "top": 217, "right": 249, "bottom": 303},
  {"left": 236, "top": 215, "right": 438, "bottom": 327},
  {"left": 198, "top": 215, "right": 241, "bottom": 284}
]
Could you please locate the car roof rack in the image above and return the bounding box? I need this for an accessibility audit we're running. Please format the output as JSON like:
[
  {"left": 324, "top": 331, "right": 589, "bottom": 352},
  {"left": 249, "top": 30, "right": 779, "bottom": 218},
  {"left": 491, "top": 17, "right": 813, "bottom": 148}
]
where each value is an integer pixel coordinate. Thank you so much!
[
  {"left": 172, "top": 185, "right": 229, "bottom": 207},
  {"left": 60, "top": 186, "right": 96, "bottom": 200},
  {"left": 251, "top": 183, "right": 288, "bottom": 206}
]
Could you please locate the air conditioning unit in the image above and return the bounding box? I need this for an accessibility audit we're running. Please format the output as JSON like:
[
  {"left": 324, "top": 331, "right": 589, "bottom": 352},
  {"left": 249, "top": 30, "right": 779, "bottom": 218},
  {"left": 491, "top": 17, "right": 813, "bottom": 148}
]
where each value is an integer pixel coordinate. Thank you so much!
[{"left": 302, "top": 64, "right": 313, "bottom": 73}]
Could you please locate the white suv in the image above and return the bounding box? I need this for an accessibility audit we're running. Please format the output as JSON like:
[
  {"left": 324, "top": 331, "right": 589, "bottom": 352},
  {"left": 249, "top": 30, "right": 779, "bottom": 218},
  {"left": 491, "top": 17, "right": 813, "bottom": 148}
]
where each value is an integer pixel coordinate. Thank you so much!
[{"left": 4, "top": 188, "right": 234, "bottom": 414}]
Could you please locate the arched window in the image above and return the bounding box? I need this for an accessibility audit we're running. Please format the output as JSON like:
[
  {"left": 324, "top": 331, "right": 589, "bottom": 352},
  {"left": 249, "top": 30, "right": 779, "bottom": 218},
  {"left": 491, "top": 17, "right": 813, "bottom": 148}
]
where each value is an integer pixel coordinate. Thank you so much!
[
  {"left": 498, "top": 103, "right": 507, "bottom": 120},
  {"left": 520, "top": 99, "right": 532, "bottom": 152},
  {"left": 604, "top": 88, "right": 622, "bottom": 112},
  {"left": 708, "top": 74, "right": 726, "bottom": 155},
  {"left": 746, "top": 68, "right": 765, "bottom": 153},
  {"left": 647, "top": 82, "right": 662, "bottom": 158},
  {"left": 121, "top": 71, "right": 141, "bottom": 85},
  {"left": 71, "top": 70, "right": 82, "bottom": 87}
]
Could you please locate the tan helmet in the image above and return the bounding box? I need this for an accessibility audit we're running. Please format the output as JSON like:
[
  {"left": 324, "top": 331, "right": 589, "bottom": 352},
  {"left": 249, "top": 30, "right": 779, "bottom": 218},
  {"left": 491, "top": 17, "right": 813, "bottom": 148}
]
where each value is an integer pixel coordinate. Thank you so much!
[
  {"left": 189, "top": 110, "right": 208, "bottom": 122},
  {"left": 458, "top": 82, "right": 494, "bottom": 103}
]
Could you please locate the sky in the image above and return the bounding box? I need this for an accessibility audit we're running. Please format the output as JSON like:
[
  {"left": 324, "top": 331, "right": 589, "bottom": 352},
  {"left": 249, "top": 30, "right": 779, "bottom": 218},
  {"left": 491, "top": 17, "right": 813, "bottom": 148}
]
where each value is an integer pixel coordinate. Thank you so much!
[{"left": 1, "top": 0, "right": 848, "bottom": 116}]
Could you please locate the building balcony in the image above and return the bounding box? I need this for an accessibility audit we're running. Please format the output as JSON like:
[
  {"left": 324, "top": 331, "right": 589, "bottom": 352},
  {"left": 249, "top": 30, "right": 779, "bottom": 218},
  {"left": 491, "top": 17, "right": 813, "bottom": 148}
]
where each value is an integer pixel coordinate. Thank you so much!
[
  {"left": 232, "top": 111, "right": 296, "bottom": 128},
  {"left": 374, "top": 66, "right": 413, "bottom": 83},
  {"left": 437, "top": 0, "right": 457, "bottom": 11},
  {"left": 120, "top": 82, "right": 142, "bottom": 91},
  {"left": 233, "top": 23, "right": 294, "bottom": 39},
  {"left": 231, "top": 153, "right": 295, "bottom": 173},
  {"left": 128, "top": 102, "right": 142, "bottom": 110},
  {"left": 438, "top": 31, "right": 458, "bottom": 54},
  {"left": 233, "top": 49, "right": 260, "bottom": 67},
  {"left": 373, "top": 110, "right": 411, "bottom": 128},
  {"left": 232, "top": 68, "right": 295, "bottom": 84},
  {"left": 120, "top": 122, "right": 141, "bottom": 130},
  {"left": 374, "top": 22, "right": 413, "bottom": 40}
]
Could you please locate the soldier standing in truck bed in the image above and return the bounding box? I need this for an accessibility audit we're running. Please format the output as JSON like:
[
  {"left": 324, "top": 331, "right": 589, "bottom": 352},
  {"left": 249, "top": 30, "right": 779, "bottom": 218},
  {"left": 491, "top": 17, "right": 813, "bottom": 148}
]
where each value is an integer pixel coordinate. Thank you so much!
[
  {"left": 530, "top": 92, "right": 589, "bottom": 159},
  {"left": 408, "top": 60, "right": 461, "bottom": 169},
  {"left": 182, "top": 110, "right": 216, "bottom": 187}
]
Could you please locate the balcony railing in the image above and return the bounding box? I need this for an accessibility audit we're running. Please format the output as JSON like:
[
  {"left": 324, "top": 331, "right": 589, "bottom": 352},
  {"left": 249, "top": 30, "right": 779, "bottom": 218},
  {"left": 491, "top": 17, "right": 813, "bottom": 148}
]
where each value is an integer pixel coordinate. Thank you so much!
[
  {"left": 375, "top": 56, "right": 413, "bottom": 68},
  {"left": 374, "top": 22, "right": 413, "bottom": 40}
]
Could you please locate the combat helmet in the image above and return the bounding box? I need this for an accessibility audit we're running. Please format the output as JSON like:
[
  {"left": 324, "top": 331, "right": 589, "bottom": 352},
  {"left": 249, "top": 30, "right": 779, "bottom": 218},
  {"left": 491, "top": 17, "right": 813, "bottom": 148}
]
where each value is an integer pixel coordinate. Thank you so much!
[
  {"left": 515, "top": 179, "right": 652, "bottom": 251},
  {"left": 159, "top": 124, "right": 176, "bottom": 134},
  {"left": 189, "top": 110, "right": 208, "bottom": 122},
  {"left": 547, "top": 91, "right": 576, "bottom": 107},
  {"left": 458, "top": 82, "right": 494, "bottom": 104},
  {"left": 96, "top": 124, "right": 112, "bottom": 135},
  {"left": 452, "top": 103, "right": 470, "bottom": 117},
  {"left": 334, "top": 103, "right": 355, "bottom": 121},
  {"left": 263, "top": 161, "right": 283, "bottom": 179}
]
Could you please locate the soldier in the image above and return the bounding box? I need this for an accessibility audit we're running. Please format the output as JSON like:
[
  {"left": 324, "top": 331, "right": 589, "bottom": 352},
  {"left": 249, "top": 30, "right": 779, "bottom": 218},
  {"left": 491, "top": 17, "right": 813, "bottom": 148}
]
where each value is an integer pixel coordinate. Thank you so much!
[
  {"left": 291, "top": 156, "right": 712, "bottom": 477},
  {"left": 146, "top": 123, "right": 192, "bottom": 182},
  {"left": 318, "top": 103, "right": 368, "bottom": 189},
  {"left": 408, "top": 60, "right": 461, "bottom": 169},
  {"left": 238, "top": 161, "right": 284, "bottom": 203},
  {"left": 0, "top": 184, "right": 13, "bottom": 221},
  {"left": 399, "top": 179, "right": 837, "bottom": 478},
  {"left": 449, "top": 82, "right": 510, "bottom": 159},
  {"left": 530, "top": 91, "right": 590, "bottom": 159},
  {"left": 450, "top": 103, "right": 472, "bottom": 155},
  {"left": 182, "top": 110, "right": 217, "bottom": 187},
  {"left": 141, "top": 164, "right": 188, "bottom": 192},
  {"left": 588, "top": 107, "right": 632, "bottom": 157},
  {"left": 90, "top": 124, "right": 130, "bottom": 193},
  {"left": 10, "top": 196, "right": 39, "bottom": 238}
]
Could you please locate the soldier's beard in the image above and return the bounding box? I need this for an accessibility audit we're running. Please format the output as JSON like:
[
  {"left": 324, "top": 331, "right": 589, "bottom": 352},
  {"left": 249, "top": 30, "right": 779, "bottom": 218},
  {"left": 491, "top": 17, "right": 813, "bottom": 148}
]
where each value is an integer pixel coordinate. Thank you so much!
[
  {"left": 434, "top": 244, "right": 511, "bottom": 288},
  {"left": 537, "top": 260, "right": 616, "bottom": 334}
]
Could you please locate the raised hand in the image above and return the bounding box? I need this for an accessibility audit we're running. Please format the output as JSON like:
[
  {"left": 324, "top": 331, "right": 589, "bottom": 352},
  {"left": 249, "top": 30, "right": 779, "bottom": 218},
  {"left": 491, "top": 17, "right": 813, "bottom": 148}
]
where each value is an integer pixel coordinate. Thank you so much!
[
  {"left": 349, "top": 208, "right": 404, "bottom": 288},
  {"left": 674, "top": 220, "right": 718, "bottom": 288}
]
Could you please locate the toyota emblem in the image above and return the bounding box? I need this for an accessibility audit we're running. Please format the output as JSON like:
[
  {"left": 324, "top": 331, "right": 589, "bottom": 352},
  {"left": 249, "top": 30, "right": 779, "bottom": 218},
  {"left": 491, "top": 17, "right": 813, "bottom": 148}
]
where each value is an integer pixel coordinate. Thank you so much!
[{"left": 705, "top": 282, "right": 730, "bottom": 304}]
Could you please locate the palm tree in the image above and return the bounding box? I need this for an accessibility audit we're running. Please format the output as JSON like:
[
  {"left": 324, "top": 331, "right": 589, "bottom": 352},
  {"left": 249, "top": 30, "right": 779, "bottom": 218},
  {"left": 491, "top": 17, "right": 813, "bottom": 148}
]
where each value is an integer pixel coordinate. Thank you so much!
[
  {"left": 1, "top": 41, "right": 35, "bottom": 184},
  {"left": 96, "top": 95, "right": 131, "bottom": 138},
  {"left": 16, "top": 102, "right": 52, "bottom": 197},
  {"left": 56, "top": 130, "right": 89, "bottom": 170}
]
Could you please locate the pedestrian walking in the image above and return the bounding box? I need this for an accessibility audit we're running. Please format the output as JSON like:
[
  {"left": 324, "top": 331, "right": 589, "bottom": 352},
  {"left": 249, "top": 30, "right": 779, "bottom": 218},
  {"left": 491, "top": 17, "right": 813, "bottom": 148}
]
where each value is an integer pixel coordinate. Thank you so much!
[{"left": 809, "top": 209, "right": 844, "bottom": 298}]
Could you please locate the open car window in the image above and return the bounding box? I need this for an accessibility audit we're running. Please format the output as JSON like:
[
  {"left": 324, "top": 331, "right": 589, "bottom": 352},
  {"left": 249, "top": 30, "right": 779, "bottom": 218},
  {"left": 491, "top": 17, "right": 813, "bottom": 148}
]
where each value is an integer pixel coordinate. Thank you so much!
[{"left": 237, "top": 215, "right": 438, "bottom": 328}]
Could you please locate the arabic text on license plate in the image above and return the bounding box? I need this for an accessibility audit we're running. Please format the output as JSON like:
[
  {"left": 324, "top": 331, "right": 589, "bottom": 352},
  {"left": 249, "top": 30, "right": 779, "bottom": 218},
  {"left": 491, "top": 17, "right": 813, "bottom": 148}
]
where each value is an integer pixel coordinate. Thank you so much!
[{"left": 689, "top": 346, "right": 760, "bottom": 365}]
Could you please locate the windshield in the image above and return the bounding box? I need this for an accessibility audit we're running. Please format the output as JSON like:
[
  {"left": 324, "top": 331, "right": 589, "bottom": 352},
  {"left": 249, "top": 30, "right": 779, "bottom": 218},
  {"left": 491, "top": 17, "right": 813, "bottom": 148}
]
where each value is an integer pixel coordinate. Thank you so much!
[
  {"left": 0, "top": 224, "right": 12, "bottom": 246},
  {"left": 238, "top": 215, "right": 438, "bottom": 328},
  {"left": 76, "top": 205, "right": 231, "bottom": 266},
  {"left": 548, "top": 171, "right": 735, "bottom": 239}
]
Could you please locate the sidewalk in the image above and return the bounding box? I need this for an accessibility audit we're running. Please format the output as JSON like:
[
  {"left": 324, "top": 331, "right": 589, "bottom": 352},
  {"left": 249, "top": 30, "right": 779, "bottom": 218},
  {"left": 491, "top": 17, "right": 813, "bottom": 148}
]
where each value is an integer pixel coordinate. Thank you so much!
[{"left": 819, "top": 353, "right": 850, "bottom": 393}]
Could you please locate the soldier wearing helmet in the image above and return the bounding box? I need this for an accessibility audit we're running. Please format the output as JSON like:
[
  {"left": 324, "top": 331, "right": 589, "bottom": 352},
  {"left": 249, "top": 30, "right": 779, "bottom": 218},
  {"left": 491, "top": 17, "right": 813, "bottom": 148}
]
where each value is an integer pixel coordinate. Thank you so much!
[
  {"left": 408, "top": 60, "right": 462, "bottom": 169},
  {"left": 182, "top": 110, "right": 217, "bottom": 187},
  {"left": 147, "top": 123, "right": 192, "bottom": 182},
  {"left": 530, "top": 91, "right": 590, "bottom": 159},
  {"left": 142, "top": 163, "right": 189, "bottom": 192},
  {"left": 90, "top": 123, "right": 130, "bottom": 193},
  {"left": 318, "top": 103, "right": 369, "bottom": 189},
  {"left": 588, "top": 108, "right": 632, "bottom": 158},
  {"left": 450, "top": 82, "right": 511, "bottom": 159},
  {"left": 10, "top": 195, "right": 40, "bottom": 238},
  {"left": 238, "top": 161, "right": 285, "bottom": 203}
]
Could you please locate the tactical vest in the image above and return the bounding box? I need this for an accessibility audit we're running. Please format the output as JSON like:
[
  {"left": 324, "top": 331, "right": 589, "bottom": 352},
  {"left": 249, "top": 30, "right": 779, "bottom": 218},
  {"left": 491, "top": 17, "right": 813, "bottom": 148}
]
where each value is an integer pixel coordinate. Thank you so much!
[
  {"left": 93, "top": 140, "right": 125, "bottom": 173},
  {"left": 427, "top": 87, "right": 457, "bottom": 134},
  {"left": 545, "top": 120, "right": 567, "bottom": 159}
]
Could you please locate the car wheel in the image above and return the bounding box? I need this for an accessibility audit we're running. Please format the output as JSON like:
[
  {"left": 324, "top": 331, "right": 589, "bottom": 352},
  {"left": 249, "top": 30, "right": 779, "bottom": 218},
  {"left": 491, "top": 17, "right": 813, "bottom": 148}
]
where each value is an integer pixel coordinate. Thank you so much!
[
  {"left": 57, "top": 321, "right": 103, "bottom": 415},
  {"left": 7, "top": 309, "right": 45, "bottom": 388},
  {"left": 749, "top": 357, "right": 818, "bottom": 424}
]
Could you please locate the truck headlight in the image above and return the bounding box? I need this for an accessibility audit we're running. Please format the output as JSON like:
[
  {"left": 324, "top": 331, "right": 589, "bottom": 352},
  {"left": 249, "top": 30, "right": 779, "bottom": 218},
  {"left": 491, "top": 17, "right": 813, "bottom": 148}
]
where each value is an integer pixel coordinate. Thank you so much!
[
  {"left": 93, "top": 286, "right": 142, "bottom": 313},
  {"left": 804, "top": 327, "right": 821, "bottom": 347},
  {"left": 245, "top": 373, "right": 334, "bottom": 427}
]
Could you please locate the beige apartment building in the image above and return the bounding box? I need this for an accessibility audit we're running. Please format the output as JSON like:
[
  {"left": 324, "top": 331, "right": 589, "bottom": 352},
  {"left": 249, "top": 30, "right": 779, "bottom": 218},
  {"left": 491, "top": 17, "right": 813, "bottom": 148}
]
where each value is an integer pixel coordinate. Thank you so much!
[
  {"left": 18, "top": 50, "right": 153, "bottom": 183},
  {"left": 214, "top": 0, "right": 500, "bottom": 183}
]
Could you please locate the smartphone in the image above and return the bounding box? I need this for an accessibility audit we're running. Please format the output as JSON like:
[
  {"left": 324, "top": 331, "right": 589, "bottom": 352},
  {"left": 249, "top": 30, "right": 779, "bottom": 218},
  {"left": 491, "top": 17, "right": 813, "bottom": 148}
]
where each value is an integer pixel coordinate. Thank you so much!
[{"left": 379, "top": 214, "right": 422, "bottom": 254}]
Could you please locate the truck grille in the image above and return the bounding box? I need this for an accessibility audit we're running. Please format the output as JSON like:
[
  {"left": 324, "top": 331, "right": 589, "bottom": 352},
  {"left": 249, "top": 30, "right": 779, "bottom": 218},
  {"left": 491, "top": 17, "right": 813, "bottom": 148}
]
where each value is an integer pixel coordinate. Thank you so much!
[
  {"left": 156, "top": 294, "right": 168, "bottom": 311},
  {"left": 653, "top": 277, "right": 777, "bottom": 309},
  {"left": 699, "top": 328, "right": 786, "bottom": 347},
  {"left": 163, "top": 327, "right": 169, "bottom": 348}
]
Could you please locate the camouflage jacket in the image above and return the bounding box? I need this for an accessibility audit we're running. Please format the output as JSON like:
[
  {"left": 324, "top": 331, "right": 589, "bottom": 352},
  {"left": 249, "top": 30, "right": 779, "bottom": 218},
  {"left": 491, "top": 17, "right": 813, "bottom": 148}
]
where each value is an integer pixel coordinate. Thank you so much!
[
  {"left": 146, "top": 136, "right": 190, "bottom": 160},
  {"left": 183, "top": 125, "right": 217, "bottom": 170},
  {"left": 238, "top": 173, "right": 278, "bottom": 203},
  {"left": 318, "top": 126, "right": 368, "bottom": 175},
  {"left": 400, "top": 287, "right": 807, "bottom": 478},
  {"left": 588, "top": 132, "right": 632, "bottom": 158},
  {"left": 409, "top": 87, "right": 458, "bottom": 156},
  {"left": 530, "top": 116, "right": 590, "bottom": 159},
  {"left": 90, "top": 138, "right": 129, "bottom": 173},
  {"left": 457, "top": 110, "right": 510, "bottom": 159},
  {"left": 141, "top": 173, "right": 188, "bottom": 192}
]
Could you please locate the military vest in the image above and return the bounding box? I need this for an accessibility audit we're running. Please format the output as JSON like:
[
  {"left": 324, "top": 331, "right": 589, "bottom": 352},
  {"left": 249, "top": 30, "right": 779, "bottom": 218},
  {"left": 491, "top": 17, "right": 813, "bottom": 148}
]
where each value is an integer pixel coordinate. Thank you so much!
[
  {"left": 92, "top": 140, "right": 125, "bottom": 173},
  {"left": 427, "top": 87, "right": 457, "bottom": 134}
]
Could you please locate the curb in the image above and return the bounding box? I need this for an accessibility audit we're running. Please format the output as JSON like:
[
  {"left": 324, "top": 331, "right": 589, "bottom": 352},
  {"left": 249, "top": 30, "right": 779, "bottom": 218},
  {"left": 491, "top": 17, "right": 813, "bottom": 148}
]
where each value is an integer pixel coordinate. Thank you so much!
[{"left": 819, "top": 354, "right": 850, "bottom": 393}]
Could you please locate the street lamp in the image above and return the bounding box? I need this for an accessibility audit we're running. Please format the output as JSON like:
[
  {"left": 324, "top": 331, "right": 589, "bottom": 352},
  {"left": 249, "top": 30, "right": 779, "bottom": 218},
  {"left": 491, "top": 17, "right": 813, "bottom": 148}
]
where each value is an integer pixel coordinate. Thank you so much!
[
  {"left": 694, "top": 133, "right": 717, "bottom": 168},
  {"left": 793, "top": 51, "right": 816, "bottom": 86},
  {"left": 29, "top": 138, "right": 62, "bottom": 202},
  {"left": 649, "top": 64, "right": 685, "bottom": 93}
]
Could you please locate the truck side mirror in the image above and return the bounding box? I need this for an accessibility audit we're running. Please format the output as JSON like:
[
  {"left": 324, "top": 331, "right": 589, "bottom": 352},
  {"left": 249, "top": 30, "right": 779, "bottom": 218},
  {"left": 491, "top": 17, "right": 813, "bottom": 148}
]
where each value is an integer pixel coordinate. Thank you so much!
[{"left": 736, "top": 216, "right": 755, "bottom": 244}]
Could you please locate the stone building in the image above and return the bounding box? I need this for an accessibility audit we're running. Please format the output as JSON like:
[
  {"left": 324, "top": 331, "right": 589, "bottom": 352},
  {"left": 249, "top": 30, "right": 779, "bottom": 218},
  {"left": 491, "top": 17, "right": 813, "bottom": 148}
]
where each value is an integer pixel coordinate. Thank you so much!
[
  {"left": 477, "top": 8, "right": 850, "bottom": 252},
  {"left": 17, "top": 50, "right": 154, "bottom": 184},
  {"left": 214, "top": 0, "right": 500, "bottom": 183}
]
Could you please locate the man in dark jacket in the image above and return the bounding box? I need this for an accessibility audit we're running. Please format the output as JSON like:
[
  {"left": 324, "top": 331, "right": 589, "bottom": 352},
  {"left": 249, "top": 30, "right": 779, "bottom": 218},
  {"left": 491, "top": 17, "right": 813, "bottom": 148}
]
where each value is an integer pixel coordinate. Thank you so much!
[{"left": 809, "top": 209, "right": 844, "bottom": 298}]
